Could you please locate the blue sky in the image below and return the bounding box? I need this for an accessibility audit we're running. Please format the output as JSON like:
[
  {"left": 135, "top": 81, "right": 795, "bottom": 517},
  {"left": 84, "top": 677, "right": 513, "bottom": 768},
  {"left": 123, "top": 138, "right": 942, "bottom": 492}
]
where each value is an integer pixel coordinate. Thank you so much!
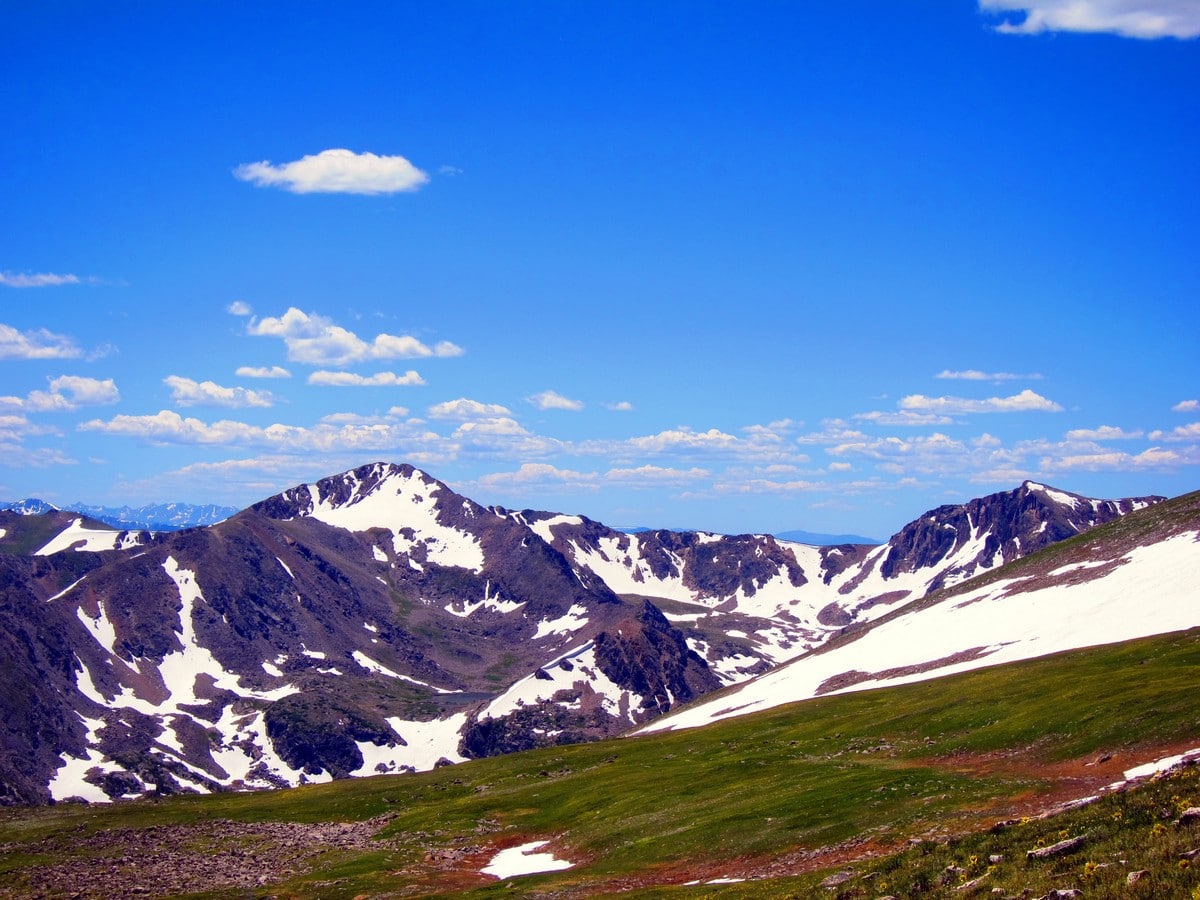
[{"left": 2, "top": 0, "right": 1197, "bottom": 539}]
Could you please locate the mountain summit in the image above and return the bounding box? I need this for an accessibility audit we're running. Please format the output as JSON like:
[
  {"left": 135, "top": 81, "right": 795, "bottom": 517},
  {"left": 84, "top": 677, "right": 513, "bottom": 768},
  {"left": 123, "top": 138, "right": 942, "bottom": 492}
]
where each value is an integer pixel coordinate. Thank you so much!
[{"left": 0, "top": 462, "right": 1176, "bottom": 805}]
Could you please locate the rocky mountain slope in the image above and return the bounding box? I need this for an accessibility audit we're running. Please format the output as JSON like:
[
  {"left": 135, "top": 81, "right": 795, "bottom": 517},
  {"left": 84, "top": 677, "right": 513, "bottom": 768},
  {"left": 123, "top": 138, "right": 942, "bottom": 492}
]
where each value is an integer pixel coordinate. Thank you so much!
[
  {"left": 0, "top": 463, "right": 1169, "bottom": 805},
  {"left": 642, "top": 486, "right": 1200, "bottom": 735}
]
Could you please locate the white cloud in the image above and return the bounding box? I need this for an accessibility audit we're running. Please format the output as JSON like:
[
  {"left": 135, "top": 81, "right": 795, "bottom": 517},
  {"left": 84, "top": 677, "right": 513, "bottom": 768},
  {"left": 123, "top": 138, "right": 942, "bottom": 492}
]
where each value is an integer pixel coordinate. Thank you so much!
[
  {"left": 452, "top": 417, "right": 530, "bottom": 438},
  {"left": 605, "top": 465, "right": 709, "bottom": 486},
  {"left": 1149, "top": 422, "right": 1200, "bottom": 442},
  {"left": 980, "top": 0, "right": 1200, "bottom": 38},
  {"left": 234, "top": 148, "right": 430, "bottom": 195},
  {"left": 5, "top": 375, "right": 120, "bottom": 412},
  {"left": 899, "top": 388, "right": 1063, "bottom": 414},
  {"left": 935, "top": 369, "right": 1042, "bottom": 382},
  {"left": 626, "top": 427, "right": 739, "bottom": 453},
  {"left": 429, "top": 398, "right": 513, "bottom": 419},
  {"left": 854, "top": 410, "right": 955, "bottom": 427},
  {"left": 236, "top": 365, "right": 291, "bottom": 379},
  {"left": 0, "top": 323, "right": 83, "bottom": 359},
  {"left": 78, "top": 410, "right": 458, "bottom": 457},
  {"left": 227, "top": 300, "right": 252, "bottom": 316},
  {"left": 0, "top": 271, "right": 82, "bottom": 288},
  {"left": 1064, "top": 425, "right": 1144, "bottom": 441},
  {"left": 307, "top": 370, "right": 425, "bottom": 387},
  {"left": 606, "top": 401, "right": 634, "bottom": 411},
  {"left": 527, "top": 390, "right": 585, "bottom": 411},
  {"left": 1045, "top": 446, "right": 1186, "bottom": 471},
  {"left": 794, "top": 422, "right": 869, "bottom": 445},
  {"left": 1173, "top": 399, "right": 1199, "bottom": 413},
  {"left": 164, "top": 375, "right": 275, "bottom": 408},
  {"left": 247, "top": 307, "right": 463, "bottom": 366}
]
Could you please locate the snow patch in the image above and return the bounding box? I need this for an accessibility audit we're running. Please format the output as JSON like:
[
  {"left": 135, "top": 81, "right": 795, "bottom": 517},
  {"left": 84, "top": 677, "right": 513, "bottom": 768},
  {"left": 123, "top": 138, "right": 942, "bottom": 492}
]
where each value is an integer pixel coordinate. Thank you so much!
[{"left": 482, "top": 841, "right": 573, "bottom": 878}]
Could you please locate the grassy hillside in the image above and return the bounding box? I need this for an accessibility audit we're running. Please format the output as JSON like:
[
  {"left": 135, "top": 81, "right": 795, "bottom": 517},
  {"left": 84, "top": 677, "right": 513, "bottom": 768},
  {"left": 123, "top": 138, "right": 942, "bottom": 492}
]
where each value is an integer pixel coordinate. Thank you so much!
[{"left": 2, "top": 625, "right": 1199, "bottom": 897}]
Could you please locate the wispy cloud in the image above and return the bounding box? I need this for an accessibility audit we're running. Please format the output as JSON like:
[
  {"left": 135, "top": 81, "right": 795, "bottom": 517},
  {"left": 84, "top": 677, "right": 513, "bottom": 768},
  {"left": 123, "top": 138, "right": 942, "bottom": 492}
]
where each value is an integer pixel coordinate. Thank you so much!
[
  {"left": 854, "top": 410, "right": 955, "bottom": 427},
  {"left": 235, "top": 365, "right": 291, "bottom": 379},
  {"left": 606, "top": 401, "right": 634, "bottom": 412},
  {"left": 234, "top": 148, "right": 430, "bottom": 195},
  {"left": 0, "top": 271, "right": 83, "bottom": 288},
  {"left": 527, "top": 390, "right": 584, "bottom": 411},
  {"left": 1064, "top": 425, "right": 1144, "bottom": 441},
  {"left": 307, "top": 370, "right": 425, "bottom": 387},
  {"left": 979, "top": 0, "right": 1200, "bottom": 38},
  {"left": 1173, "top": 399, "right": 1199, "bottom": 413},
  {"left": 247, "top": 307, "right": 462, "bottom": 366},
  {"left": 605, "top": 465, "right": 709, "bottom": 486},
  {"left": 478, "top": 463, "right": 599, "bottom": 490},
  {"left": 0, "top": 323, "right": 83, "bottom": 360},
  {"left": 935, "top": 369, "right": 1042, "bottom": 382},
  {"left": 227, "top": 300, "right": 253, "bottom": 316},
  {"left": 899, "top": 389, "right": 1063, "bottom": 414},
  {"left": 164, "top": 375, "right": 276, "bottom": 408}
]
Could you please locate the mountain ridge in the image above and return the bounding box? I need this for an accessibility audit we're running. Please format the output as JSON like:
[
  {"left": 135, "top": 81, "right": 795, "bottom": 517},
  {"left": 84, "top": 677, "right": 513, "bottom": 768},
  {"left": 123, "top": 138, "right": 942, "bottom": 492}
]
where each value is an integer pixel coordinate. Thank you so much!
[{"left": 0, "top": 460, "right": 1180, "bottom": 806}]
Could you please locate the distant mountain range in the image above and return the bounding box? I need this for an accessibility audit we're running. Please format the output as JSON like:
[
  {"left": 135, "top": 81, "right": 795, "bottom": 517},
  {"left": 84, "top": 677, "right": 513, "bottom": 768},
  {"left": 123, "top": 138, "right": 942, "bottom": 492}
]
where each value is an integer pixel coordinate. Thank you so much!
[
  {"left": 0, "top": 461, "right": 1189, "bottom": 808},
  {"left": 0, "top": 499, "right": 237, "bottom": 531}
]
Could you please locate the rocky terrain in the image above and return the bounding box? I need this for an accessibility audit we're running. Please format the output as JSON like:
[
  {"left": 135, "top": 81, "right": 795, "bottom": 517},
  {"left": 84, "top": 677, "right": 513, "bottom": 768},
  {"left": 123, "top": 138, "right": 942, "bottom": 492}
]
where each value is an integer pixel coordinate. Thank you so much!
[{"left": 0, "top": 462, "right": 1166, "bottom": 805}]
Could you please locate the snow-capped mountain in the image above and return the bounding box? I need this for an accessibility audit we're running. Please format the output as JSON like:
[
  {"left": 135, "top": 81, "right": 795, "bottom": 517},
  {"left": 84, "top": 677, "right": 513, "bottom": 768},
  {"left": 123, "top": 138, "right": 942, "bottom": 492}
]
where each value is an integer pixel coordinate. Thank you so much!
[
  {"left": 0, "top": 497, "right": 59, "bottom": 516},
  {"left": 2, "top": 499, "right": 234, "bottom": 531},
  {"left": 641, "top": 487, "right": 1200, "bottom": 735},
  {"left": 67, "top": 501, "right": 238, "bottom": 531},
  {"left": 0, "top": 463, "right": 1176, "bottom": 806}
]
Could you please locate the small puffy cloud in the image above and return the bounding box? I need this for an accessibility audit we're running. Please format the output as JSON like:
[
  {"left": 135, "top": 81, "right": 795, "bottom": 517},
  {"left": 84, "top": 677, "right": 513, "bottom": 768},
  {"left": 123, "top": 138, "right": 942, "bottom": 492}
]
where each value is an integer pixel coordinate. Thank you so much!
[
  {"left": 307, "top": 370, "right": 425, "bottom": 387},
  {"left": 1149, "top": 421, "right": 1200, "bottom": 442},
  {"left": 234, "top": 148, "right": 430, "bottom": 195},
  {"left": 1173, "top": 399, "right": 1199, "bottom": 413},
  {"left": 9, "top": 375, "right": 120, "bottom": 412},
  {"left": 606, "top": 401, "right": 634, "bottom": 412},
  {"left": 452, "top": 417, "right": 530, "bottom": 438},
  {"left": 236, "top": 365, "right": 291, "bottom": 379},
  {"left": 164, "top": 375, "right": 275, "bottom": 408},
  {"left": 1065, "top": 425, "right": 1144, "bottom": 441},
  {"left": 935, "top": 369, "right": 1042, "bottom": 382},
  {"left": 429, "top": 398, "right": 513, "bottom": 419},
  {"left": 527, "top": 390, "right": 585, "bottom": 411},
  {"left": 0, "top": 323, "right": 83, "bottom": 359},
  {"left": 899, "top": 389, "right": 1063, "bottom": 414},
  {"left": 626, "top": 427, "right": 739, "bottom": 453},
  {"left": 247, "top": 307, "right": 463, "bottom": 366},
  {"left": 828, "top": 461, "right": 853, "bottom": 472},
  {"left": 227, "top": 300, "right": 252, "bottom": 316},
  {"left": 794, "top": 422, "right": 869, "bottom": 445},
  {"left": 0, "top": 271, "right": 82, "bottom": 288},
  {"left": 980, "top": 0, "right": 1200, "bottom": 38}
]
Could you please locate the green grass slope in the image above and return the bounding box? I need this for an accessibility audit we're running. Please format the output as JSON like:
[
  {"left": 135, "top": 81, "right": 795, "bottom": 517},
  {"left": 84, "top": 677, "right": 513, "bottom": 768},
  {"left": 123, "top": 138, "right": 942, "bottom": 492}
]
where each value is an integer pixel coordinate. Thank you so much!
[{"left": 2, "top": 625, "right": 1198, "bottom": 898}]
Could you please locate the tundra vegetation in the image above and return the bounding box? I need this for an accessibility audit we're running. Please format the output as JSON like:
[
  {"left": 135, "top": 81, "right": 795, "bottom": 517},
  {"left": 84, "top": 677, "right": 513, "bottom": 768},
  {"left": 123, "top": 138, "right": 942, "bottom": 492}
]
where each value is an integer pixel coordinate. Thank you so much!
[{"left": 1, "top": 625, "right": 1198, "bottom": 897}]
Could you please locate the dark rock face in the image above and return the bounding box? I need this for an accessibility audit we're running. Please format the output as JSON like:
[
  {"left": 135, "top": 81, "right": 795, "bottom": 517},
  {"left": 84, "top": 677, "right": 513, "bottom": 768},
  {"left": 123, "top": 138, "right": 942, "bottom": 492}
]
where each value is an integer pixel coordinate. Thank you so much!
[
  {"left": 264, "top": 693, "right": 397, "bottom": 778},
  {"left": 0, "top": 555, "right": 96, "bottom": 804},
  {"left": 880, "top": 482, "right": 1163, "bottom": 591},
  {"left": 592, "top": 601, "right": 722, "bottom": 717}
]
